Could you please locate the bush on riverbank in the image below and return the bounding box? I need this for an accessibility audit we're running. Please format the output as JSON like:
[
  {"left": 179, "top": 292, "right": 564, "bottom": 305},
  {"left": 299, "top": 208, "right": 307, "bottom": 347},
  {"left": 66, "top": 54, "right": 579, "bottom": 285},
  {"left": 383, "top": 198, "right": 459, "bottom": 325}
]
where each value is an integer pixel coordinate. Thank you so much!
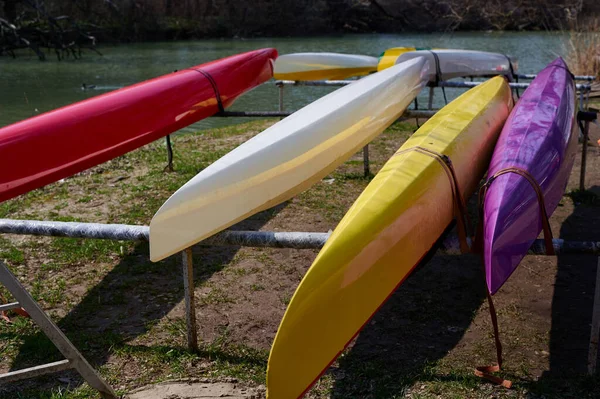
[
  {"left": 2, "top": 0, "right": 600, "bottom": 43},
  {"left": 566, "top": 18, "right": 600, "bottom": 78}
]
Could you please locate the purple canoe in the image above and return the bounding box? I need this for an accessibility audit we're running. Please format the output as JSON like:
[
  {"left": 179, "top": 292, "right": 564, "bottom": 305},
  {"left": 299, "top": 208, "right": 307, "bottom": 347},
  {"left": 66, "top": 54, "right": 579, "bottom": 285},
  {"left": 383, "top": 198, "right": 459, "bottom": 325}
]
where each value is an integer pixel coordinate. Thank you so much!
[{"left": 483, "top": 58, "right": 578, "bottom": 294}]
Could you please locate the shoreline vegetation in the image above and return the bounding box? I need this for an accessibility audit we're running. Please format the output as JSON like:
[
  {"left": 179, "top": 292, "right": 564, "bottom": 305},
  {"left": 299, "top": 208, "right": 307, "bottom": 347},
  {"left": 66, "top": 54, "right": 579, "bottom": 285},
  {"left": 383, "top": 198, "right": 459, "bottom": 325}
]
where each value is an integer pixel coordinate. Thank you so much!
[
  {"left": 1, "top": 0, "right": 600, "bottom": 61},
  {"left": 566, "top": 19, "right": 600, "bottom": 77}
]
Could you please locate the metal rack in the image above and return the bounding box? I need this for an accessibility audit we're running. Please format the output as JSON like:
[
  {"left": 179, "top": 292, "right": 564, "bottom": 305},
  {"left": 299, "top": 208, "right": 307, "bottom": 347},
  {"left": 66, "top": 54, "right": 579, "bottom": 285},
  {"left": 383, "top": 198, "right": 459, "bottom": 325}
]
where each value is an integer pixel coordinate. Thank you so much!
[
  {"left": 1, "top": 74, "right": 599, "bottom": 397},
  {"left": 0, "top": 261, "right": 116, "bottom": 398}
]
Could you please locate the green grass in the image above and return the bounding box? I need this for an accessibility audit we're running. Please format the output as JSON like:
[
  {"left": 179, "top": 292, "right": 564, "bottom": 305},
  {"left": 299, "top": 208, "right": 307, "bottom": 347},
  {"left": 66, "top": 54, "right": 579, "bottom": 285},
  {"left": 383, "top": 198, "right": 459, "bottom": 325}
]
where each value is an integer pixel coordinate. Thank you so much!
[
  {"left": 0, "top": 119, "right": 596, "bottom": 398},
  {"left": 0, "top": 238, "right": 25, "bottom": 265}
]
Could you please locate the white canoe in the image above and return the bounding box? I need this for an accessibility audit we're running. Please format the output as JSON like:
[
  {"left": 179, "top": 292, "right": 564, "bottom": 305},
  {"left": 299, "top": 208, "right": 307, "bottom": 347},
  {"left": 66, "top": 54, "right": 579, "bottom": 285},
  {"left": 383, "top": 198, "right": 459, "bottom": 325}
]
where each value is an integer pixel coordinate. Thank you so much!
[
  {"left": 395, "top": 49, "right": 516, "bottom": 81},
  {"left": 273, "top": 52, "right": 379, "bottom": 80},
  {"left": 149, "top": 57, "right": 430, "bottom": 261}
]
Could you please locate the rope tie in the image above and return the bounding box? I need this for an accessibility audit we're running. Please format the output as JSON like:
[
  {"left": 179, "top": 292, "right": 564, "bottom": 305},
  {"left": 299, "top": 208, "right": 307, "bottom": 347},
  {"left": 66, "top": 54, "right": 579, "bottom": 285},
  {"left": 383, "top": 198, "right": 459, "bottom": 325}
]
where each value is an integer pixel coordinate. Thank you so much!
[
  {"left": 504, "top": 54, "right": 519, "bottom": 99},
  {"left": 428, "top": 51, "right": 448, "bottom": 104},
  {"left": 194, "top": 69, "right": 225, "bottom": 114},
  {"left": 548, "top": 63, "right": 575, "bottom": 81},
  {"left": 413, "top": 98, "right": 421, "bottom": 129},
  {"left": 394, "top": 146, "right": 471, "bottom": 253},
  {"left": 473, "top": 167, "right": 555, "bottom": 389},
  {"left": 475, "top": 167, "right": 554, "bottom": 256}
]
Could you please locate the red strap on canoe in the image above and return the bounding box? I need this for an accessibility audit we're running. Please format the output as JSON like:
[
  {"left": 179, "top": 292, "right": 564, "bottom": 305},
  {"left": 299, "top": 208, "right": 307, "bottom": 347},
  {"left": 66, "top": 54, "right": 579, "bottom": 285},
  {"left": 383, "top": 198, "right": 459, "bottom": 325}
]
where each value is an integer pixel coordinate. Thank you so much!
[
  {"left": 472, "top": 166, "right": 555, "bottom": 389},
  {"left": 394, "top": 146, "right": 471, "bottom": 253}
]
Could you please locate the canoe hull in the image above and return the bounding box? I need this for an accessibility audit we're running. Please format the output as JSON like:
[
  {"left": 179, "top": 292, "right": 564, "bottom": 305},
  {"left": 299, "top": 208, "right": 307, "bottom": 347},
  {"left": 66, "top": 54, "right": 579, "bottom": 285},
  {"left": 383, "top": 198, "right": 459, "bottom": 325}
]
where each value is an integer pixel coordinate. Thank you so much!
[
  {"left": 377, "top": 46, "right": 428, "bottom": 71},
  {"left": 273, "top": 52, "right": 378, "bottom": 80},
  {"left": 266, "top": 76, "right": 513, "bottom": 399},
  {"left": 483, "top": 58, "right": 577, "bottom": 294},
  {"left": 149, "top": 57, "right": 430, "bottom": 262},
  {"left": 394, "top": 49, "right": 515, "bottom": 81},
  {"left": 0, "top": 49, "right": 277, "bottom": 203}
]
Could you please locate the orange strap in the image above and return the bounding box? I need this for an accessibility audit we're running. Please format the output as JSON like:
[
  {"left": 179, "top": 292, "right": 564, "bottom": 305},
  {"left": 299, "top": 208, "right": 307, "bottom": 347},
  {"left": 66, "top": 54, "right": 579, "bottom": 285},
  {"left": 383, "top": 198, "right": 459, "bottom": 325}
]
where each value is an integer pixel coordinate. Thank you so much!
[
  {"left": 473, "top": 166, "right": 555, "bottom": 388},
  {"left": 474, "top": 289, "right": 512, "bottom": 388},
  {"left": 0, "top": 292, "right": 30, "bottom": 323},
  {"left": 1, "top": 308, "right": 29, "bottom": 323},
  {"left": 475, "top": 363, "right": 512, "bottom": 388},
  {"left": 394, "top": 146, "right": 472, "bottom": 253}
]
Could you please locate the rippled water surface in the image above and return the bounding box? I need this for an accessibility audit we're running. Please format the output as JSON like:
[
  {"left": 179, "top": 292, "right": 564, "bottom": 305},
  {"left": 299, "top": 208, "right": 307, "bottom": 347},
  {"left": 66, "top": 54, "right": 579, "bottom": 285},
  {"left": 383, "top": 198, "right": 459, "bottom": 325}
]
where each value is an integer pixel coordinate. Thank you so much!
[{"left": 0, "top": 32, "right": 569, "bottom": 132}]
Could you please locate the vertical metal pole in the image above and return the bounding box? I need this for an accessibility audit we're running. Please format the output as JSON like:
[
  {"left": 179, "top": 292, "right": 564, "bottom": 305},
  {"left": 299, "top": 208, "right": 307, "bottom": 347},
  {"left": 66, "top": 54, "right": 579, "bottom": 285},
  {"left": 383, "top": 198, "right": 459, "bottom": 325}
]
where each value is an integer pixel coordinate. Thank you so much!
[
  {"left": 578, "top": 91, "right": 585, "bottom": 142},
  {"left": 278, "top": 83, "right": 284, "bottom": 112},
  {"left": 182, "top": 248, "right": 198, "bottom": 352},
  {"left": 585, "top": 89, "right": 590, "bottom": 111},
  {"left": 164, "top": 135, "right": 174, "bottom": 172},
  {"left": 363, "top": 145, "right": 370, "bottom": 177},
  {"left": 580, "top": 120, "right": 589, "bottom": 191},
  {"left": 428, "top": 87, "right": 434, "bottom": 110},
  {"left": 588, "top": 257, "right": 600, "bottom": 375}
]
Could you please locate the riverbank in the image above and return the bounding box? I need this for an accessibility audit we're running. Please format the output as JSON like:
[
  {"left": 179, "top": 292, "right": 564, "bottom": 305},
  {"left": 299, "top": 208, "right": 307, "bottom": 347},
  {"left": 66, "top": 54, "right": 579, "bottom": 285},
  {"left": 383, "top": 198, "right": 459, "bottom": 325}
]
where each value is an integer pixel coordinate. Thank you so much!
[
  {"left": 0, "top": 119, "right": 599, "bottom": 398},
  {"left": 2, "top": 1, "right": 600, "bottom": 43}
]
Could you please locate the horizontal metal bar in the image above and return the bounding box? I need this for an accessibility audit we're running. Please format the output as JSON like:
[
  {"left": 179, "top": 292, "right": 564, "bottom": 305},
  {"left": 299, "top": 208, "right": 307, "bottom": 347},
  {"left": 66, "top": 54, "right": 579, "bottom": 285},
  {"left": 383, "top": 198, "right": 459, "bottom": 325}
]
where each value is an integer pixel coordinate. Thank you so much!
[
  {"left": 0, "top": 360, "right": 71, "bottom": 383},
  {"left": 0, "top": 219, "right": 599, "bottom": 255},
  {"left": 0, "top": 302, "right": 20, "bottom": 312},
  {"left": 516, "top": 73, "right": 596, "bottom": 81},
  {"left": 0, "top": 219, "right": 149, "bottom": 241},
  {"left": 218, "top": 109, "right": 438, "bottom": 119},
  {"left": 436, "top": 80, "right": 592, "bottom": 92},
  {"left": 203, "top": 230, "right": 329, "bottom": 249},
  {"left": 217, "top": 111, "right": 290, "bottom": 117},
  {"left": 274, "top": 79, "right": 352, "bottom": 87},
  {"left": 440, "top": 234, "right": 600, "bottom": 256},
  {"left": 275, "top": 79, "right": 592, "bottom": 92}
]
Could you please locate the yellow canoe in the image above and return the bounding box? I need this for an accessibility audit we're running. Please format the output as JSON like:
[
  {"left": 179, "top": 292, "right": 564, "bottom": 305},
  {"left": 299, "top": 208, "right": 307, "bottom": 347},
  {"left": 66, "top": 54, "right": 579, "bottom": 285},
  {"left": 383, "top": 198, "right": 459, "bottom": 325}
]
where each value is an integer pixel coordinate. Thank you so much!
[
  {"left": 273, "top": 53, "right": 379, "bottom": 81},
  {"left": 377, "top": 46, "right": 421, "bottom": 71},
  {"left": 267, "top": 76, "right": 513, "bottom": 399}
]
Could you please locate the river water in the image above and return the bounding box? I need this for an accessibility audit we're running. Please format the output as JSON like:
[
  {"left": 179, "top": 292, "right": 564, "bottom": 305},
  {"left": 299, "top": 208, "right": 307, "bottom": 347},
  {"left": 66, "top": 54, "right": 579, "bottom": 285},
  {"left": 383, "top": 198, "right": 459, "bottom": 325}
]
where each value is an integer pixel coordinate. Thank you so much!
[{"left": 0, "top": 32, "right": 570, "bottom": 132}]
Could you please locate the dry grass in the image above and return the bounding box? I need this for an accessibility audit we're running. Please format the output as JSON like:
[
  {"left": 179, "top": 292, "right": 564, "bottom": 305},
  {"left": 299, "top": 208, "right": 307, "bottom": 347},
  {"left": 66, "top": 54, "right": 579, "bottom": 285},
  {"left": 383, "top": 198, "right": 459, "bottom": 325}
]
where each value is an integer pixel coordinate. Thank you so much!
[{"left": 565, "top": 18, "right": 600, "bottom": 77}]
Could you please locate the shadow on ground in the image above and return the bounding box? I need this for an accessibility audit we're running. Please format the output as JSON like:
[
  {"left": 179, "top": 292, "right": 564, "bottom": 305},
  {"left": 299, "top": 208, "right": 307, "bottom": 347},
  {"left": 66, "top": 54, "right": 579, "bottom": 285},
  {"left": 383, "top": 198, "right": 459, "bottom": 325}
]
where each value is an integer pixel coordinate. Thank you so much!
[
  {"left": 331, "top": 188, "right": 600, "bottom": 398},
  {"left": 527, "top": 185, "right": 600, "bottom": 397},
  {"left": 3, "top": 203, "right": 288, "bottom": 393},
  {"left": 330, "top": 244, "right": 487, "bottom": 397}
]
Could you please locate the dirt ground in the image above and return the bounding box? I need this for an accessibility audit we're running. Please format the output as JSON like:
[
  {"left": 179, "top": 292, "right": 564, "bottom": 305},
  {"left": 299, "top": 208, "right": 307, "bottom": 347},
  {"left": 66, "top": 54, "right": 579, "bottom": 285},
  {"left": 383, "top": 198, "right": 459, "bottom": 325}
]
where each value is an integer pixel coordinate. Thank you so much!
[
  {"left": 0, "top": 117, "right": 599, "bottom": 398},
  {"left": 127, "top": 379, "right": 265, "bottom": 399}
]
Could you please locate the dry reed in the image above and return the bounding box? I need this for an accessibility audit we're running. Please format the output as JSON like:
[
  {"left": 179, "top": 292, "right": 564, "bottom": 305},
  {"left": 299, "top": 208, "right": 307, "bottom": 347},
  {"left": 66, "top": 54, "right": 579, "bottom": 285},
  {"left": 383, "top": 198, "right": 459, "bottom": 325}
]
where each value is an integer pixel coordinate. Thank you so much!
[{"left": 566, "top": 18, "right": 600, "bottom": 78}]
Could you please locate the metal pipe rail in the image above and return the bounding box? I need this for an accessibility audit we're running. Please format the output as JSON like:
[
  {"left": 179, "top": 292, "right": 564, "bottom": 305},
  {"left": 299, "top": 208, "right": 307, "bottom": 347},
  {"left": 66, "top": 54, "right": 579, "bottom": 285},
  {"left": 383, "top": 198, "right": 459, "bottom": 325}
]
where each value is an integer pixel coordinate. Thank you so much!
[
  {"left": 516, "top": 73, "right": 596, "bottom": 81},
  {"left": 1, "top": 219, "right": 600, "bottom": 255},
  {"left": 217, "top": 109, "right": 438, "bottom": 119},
  {"left": 437, "top": 80, "right": 592, "bottom": 92},
  {"left": 274, "top": 79, "right": 593, "bottom": 92},
  {"left": 2, "top": 218, "right": 600, "bottom": 377}
]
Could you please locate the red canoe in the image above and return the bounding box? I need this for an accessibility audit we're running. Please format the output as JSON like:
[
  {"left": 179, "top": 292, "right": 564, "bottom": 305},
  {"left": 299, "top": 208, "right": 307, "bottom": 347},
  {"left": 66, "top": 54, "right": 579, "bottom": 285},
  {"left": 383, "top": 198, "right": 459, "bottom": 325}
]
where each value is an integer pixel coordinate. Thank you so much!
[{"left": 0, "top": 48, "right": 277, "bottom": 203}]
